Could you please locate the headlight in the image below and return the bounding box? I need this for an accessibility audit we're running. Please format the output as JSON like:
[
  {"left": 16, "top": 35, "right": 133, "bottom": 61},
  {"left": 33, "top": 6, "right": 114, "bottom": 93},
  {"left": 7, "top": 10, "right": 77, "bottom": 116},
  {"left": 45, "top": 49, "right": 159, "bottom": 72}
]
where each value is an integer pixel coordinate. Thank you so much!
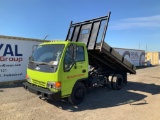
[
  {"left": 47, "top": 82, "right": 61, "bottom": 90},
  {"left": 26, "top": 74, "right": 31, "bottom": 82}
]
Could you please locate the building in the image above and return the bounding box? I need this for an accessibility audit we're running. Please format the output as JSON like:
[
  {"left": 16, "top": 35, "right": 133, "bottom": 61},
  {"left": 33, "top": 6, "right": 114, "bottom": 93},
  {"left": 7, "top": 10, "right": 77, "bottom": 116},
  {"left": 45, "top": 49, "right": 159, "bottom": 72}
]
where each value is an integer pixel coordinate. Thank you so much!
[{"left": 146, "top": 52, "right": 160, "bottom": 65}]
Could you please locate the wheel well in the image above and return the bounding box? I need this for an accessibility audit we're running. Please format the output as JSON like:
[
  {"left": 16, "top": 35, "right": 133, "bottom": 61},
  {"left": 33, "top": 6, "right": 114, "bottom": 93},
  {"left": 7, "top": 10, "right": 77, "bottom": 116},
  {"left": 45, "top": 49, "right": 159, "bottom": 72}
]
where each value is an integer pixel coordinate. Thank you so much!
[{"left": 76, "top": 78, "right": 88, "bottom": 87}]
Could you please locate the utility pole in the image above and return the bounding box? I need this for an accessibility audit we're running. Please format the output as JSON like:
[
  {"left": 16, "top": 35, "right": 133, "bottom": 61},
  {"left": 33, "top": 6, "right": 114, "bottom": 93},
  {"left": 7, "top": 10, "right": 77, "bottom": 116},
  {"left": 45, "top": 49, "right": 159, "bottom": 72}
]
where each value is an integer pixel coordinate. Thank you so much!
[{"left": 146, "top": 44, "right": 147, "bottom": 53}]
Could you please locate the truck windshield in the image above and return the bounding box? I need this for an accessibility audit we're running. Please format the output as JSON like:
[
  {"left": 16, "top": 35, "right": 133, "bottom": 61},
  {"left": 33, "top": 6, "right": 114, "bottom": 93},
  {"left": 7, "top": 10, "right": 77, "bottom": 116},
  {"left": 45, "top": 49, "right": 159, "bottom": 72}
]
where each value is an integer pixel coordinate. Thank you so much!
[{"left": 30, "top": 44, "right": 64, "bottom": 63}]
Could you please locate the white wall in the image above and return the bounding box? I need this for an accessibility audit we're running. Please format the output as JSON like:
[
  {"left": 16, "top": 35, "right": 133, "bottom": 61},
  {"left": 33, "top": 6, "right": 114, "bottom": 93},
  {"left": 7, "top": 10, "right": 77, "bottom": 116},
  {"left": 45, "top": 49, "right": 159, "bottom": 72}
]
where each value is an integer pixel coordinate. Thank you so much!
[
  {"left": 0, "top": 38, "right": 43, "bottom": 82},
  {"left": 114, "top": 48, "right": 145, "bottom": 66}
]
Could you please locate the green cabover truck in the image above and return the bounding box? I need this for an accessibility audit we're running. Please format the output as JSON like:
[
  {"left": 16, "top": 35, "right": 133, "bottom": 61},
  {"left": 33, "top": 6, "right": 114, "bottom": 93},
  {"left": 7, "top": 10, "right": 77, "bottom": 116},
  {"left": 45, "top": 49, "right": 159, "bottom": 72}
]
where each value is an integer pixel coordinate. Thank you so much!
[{"left": 23, "top": 12, "right": 136, "bottom": 105}]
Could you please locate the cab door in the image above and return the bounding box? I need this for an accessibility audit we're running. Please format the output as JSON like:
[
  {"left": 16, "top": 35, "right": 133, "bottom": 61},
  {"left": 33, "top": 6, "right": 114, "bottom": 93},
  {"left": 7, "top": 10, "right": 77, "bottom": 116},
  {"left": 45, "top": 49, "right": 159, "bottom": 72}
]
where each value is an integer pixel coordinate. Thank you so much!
[{"left": 61, "top": 43, "right": 88, "bottom": 97}]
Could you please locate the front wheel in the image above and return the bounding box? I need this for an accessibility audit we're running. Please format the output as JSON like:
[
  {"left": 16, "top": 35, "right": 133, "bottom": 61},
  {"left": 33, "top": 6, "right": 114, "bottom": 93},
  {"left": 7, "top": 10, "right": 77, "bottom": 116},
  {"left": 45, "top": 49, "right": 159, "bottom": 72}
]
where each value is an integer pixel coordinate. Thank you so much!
[{"left": 68, "top": 82, "right": 86, "bottom": 105}]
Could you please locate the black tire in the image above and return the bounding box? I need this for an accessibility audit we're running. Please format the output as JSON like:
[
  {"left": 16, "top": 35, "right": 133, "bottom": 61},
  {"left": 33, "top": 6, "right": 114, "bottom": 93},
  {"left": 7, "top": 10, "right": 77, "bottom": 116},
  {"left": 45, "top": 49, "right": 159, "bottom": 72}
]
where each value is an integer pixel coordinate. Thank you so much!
[
  {"left": 68, "top": 82, "right": 86, "bottom": 105},
  {"left": 111, "top": 74, "right": 123, "bottom": 90}
]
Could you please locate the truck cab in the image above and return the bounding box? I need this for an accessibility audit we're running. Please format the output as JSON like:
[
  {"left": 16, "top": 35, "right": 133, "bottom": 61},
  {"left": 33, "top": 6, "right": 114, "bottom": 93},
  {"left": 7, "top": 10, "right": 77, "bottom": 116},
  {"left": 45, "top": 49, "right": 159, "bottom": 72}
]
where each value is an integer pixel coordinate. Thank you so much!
[{"left": 24, "top": 41, "right": 89, "bottom": 104}]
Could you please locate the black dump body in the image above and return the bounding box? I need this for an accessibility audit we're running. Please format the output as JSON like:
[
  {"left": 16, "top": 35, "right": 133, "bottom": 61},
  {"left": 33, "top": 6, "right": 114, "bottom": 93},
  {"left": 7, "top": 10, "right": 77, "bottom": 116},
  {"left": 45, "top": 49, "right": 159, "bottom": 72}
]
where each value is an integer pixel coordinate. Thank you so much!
[{"left": 66, "top": 12, "right": 136, "bottom": 74}]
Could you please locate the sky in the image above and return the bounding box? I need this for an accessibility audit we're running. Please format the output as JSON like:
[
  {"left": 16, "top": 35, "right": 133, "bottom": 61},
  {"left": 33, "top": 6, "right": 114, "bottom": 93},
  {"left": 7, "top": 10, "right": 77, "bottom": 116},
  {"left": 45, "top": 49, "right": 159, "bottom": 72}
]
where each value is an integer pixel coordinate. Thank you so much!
[{"left": 0, "top": 0, "right": 160, "bottom": 52}]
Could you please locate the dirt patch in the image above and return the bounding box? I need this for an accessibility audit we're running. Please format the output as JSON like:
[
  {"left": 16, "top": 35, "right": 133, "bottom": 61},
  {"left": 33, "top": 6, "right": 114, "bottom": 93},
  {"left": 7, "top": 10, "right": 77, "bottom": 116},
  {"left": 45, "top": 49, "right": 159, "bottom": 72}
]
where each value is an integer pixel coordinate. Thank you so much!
[{"left": 0, "top": 66, "right": 160, "bottom": 120}]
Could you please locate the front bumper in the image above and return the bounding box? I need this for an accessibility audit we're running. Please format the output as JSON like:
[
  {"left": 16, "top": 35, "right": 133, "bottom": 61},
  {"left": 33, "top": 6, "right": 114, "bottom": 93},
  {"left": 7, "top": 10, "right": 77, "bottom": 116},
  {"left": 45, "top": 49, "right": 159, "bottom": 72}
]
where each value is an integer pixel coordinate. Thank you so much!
[{"left": 23, "top": 82, "right": 61, "bottom": 101}]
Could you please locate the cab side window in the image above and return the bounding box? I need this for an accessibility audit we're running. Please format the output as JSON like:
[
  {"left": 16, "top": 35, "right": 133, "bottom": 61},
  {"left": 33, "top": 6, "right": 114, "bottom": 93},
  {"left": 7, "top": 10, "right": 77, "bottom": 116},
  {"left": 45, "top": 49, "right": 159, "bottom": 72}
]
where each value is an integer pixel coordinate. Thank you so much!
[
  {"left": 76, "top": 46, "right": 85, "bottom": 61},
  {"left": 64, "top": 44, "right": 85, "bottom": 71}
]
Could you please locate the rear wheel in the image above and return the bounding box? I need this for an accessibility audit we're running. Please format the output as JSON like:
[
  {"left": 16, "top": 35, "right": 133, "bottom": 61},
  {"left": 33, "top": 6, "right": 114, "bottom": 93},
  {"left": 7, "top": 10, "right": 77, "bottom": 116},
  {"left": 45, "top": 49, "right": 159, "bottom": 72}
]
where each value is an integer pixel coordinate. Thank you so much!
[
  {"left": 68, "top": 82, "right": 86, "bottom": 105},
  {"left": 111, "top": 74, "right": 123, "bottom": 90}
]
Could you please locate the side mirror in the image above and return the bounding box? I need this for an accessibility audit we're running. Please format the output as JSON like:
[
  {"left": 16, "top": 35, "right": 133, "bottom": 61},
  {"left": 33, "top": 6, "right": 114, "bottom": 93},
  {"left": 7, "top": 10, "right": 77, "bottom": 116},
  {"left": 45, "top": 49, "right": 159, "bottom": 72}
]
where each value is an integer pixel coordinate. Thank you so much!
[
  {"left": 29, "top": 56, "right": 33, "bottom": 62},
  {"left": 32, "top": 45, "right": 38, "bottom": 53}
]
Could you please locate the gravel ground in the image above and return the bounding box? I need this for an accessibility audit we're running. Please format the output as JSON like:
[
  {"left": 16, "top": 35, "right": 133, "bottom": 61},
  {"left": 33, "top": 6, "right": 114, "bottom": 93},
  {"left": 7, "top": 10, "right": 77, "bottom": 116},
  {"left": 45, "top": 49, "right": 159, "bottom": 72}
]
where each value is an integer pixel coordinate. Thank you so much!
[{"left": 0, "top": 65, "right": 160, "bottom": 120}]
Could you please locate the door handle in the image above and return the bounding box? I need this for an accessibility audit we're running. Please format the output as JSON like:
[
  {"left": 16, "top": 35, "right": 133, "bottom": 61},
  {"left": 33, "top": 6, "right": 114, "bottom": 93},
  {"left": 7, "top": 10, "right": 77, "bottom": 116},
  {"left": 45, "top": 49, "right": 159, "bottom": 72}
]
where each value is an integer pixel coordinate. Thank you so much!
[{"left": 82, "top": 69, "right": 86, "bottom": 73}]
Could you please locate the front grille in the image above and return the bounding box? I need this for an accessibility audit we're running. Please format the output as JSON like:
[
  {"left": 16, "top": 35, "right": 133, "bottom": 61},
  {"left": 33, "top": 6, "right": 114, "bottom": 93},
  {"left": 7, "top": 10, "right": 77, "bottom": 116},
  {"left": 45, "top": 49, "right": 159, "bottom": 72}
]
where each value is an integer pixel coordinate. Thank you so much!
[{"left": 32, "top": 79, "right": 46, "bottom": 88}]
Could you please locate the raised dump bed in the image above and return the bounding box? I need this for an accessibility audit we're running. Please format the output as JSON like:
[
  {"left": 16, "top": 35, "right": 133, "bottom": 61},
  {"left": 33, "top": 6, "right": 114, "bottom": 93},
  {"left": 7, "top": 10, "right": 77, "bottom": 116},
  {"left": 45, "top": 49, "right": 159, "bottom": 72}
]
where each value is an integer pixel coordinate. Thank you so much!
[
  {"left": 89, "top": 42, "right": 136, "bottom": 74},
  {"left": 66, "top": 11, "right": 136, "bottom": 74}
]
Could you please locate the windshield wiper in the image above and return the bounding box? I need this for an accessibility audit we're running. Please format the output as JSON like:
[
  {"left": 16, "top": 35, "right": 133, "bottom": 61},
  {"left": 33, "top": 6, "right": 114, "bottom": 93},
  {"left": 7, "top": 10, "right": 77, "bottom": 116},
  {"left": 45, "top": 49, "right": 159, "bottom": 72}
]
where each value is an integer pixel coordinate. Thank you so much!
[
  {"left": 30, "top": 61, "right": 35, "bottom": 63},
  {"left": 38, "top": 62, "right": 48, "bottom": 65},
  {"left": 38, "top": 62, "right": 55, "bottom": 68},
  {"left": 30, "top": 61, "right": 55, "bottom": 67}
]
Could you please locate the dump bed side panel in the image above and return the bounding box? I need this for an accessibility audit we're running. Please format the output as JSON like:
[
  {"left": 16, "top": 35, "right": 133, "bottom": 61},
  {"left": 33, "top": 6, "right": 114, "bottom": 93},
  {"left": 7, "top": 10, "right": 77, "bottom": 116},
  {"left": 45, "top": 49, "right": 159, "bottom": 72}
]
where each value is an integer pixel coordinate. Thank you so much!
[{"left": 66, "top": 12, "right": 136, "bottom": 74}]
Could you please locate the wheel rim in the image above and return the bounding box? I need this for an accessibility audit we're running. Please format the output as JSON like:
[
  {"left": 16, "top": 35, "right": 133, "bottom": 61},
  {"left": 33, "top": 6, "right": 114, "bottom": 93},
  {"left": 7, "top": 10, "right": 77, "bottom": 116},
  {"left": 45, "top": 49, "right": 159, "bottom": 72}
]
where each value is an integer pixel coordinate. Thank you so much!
[{"left": 74, "top": 88, "right": 84, "bottom": 100}]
